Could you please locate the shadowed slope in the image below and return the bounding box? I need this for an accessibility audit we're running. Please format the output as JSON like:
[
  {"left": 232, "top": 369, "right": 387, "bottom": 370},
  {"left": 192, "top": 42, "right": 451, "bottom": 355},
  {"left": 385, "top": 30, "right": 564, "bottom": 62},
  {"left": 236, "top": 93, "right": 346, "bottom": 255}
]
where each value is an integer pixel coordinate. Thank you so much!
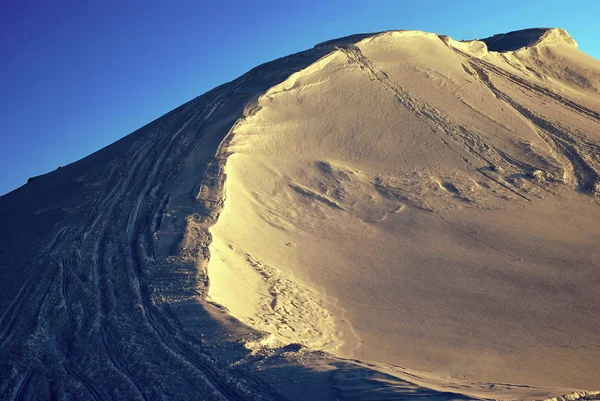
[
  {"left": 0, "top": 42, "right": 343, "bottom": 401},
  {"left": 479, "top": 28, "right": 578, "bottom": 51}
]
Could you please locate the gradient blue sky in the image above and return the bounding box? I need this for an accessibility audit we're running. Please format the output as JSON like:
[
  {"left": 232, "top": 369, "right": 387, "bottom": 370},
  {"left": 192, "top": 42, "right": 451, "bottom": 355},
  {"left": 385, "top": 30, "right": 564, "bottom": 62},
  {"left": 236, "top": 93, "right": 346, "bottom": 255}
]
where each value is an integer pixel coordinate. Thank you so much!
[{"left": 1, "top": 0, "right": 599, "bottom": 195}]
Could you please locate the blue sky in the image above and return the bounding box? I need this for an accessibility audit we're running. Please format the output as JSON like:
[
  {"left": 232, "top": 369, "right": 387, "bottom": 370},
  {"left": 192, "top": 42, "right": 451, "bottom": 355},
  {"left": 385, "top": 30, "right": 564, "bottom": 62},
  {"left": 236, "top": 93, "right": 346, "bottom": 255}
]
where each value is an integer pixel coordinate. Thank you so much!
[{"left": 1, "top": 0, "right": 599, "bottom": 196}]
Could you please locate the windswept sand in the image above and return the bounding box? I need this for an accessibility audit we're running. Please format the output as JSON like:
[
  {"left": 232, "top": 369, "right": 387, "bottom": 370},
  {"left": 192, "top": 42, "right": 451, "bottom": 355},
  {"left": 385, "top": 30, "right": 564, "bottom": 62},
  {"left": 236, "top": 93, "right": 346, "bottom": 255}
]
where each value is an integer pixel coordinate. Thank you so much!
[
  {"left": 207, "top": 29, "right": 600, "bottom": 392},
  {"left": 2, "top": 27, "right": 599, "bottom": 400}
]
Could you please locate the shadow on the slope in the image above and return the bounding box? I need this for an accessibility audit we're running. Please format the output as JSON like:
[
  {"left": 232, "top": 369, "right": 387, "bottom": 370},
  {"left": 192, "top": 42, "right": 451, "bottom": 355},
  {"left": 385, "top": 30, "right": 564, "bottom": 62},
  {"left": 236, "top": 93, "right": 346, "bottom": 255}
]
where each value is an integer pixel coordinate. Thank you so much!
[
  {"left": 171, "top": 295, "right": 476, "bottom": 401},
  {"left": 479, "top": 28, "right": 549, "bottom": 52}
]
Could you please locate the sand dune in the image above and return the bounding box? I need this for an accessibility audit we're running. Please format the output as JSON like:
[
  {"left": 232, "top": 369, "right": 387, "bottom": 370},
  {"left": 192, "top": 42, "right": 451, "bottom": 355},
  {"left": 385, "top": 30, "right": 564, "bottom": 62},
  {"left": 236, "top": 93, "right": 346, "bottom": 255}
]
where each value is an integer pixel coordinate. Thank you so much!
[
  {"left": 207, "top": 28, "right": 600, "bottom": 392},
  {"left": 1, "top": 28, "right": 599, "bottom": 400}
]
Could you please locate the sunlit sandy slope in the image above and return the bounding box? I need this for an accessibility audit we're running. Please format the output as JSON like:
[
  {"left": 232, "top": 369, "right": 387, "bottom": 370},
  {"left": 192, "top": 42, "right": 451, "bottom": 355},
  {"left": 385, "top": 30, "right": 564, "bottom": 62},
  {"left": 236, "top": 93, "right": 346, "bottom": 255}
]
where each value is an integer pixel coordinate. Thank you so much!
[
  {"left": 208, "top": 29, "right": 600, "bottom": 391},
  {"left": 3, "top": 27, "right": 600, "bottom": 401}
]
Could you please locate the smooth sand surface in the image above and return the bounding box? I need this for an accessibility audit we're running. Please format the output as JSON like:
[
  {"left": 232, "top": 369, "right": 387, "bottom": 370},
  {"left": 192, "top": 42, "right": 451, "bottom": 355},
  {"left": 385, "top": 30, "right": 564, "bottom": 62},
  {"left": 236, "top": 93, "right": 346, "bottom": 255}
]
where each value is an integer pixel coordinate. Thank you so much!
[{"left": 207, "top": 29, "right": 600, "bottom": 393}]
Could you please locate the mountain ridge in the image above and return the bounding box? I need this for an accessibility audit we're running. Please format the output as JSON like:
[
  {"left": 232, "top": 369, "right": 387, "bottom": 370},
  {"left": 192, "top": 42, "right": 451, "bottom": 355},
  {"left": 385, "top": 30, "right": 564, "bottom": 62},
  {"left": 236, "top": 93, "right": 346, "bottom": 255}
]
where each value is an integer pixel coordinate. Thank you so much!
[
  {"left": 2, "top": 27, "right": 591, "bottom": 197},
  {"left": 479, "top": 27, "right": 578, "bottom": 52}
]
